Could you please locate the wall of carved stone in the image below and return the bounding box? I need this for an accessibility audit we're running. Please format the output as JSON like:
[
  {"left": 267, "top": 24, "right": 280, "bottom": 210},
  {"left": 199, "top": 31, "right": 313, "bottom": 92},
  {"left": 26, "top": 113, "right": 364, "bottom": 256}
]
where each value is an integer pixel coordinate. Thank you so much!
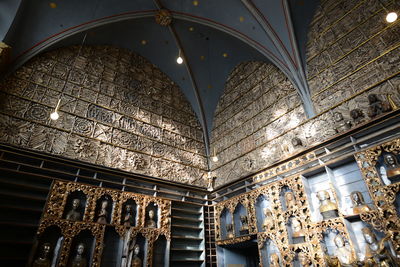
[
  {"left": 306, "top": 0, "right": 400, "bottom": 114},
  {"left": 0, "top": 45, "right": 207, "bottom": 187},
  {"left": 210, "top": 62, "right": 308, "bottom": 187}
]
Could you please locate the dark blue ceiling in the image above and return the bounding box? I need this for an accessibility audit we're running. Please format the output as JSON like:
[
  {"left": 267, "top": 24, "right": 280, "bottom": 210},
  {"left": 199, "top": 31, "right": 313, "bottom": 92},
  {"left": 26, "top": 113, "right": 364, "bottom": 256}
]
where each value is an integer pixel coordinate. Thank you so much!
[{"left": 1, "top": 0, "right": 319, "bottom": 156}]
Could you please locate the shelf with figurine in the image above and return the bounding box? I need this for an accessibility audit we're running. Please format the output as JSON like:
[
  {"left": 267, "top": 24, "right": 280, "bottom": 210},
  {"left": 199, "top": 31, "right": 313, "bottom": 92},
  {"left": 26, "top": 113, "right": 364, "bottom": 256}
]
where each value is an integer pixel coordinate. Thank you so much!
[{"left": 28, "top": 180, "right": 171, "bottom": 267}]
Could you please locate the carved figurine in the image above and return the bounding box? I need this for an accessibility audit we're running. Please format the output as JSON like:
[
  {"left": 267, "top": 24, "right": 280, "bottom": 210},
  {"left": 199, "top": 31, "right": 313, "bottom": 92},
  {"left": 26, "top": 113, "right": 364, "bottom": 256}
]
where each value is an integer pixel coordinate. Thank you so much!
[
  {"left": 362, "top": 227, "right": 397, "bottom": 267},
  {"left": 333, "top": 112, "right": 352, "bottom": 133},
  {"left": 262, "top": 208, "right": 275, "bottom": 232},
  {"left": 239, "top": 215, "right": 249, "bottom": 234},
  {"left": 383, "top": 153, "right": 400, "bottom": 183},
  {"left": 350, "top": 108, "right": 365, "bottom": 125},
  {"left": 298, "top": 251, "right": 312, "bottom": 267},
  {"left": 33, "top": 243, "right": 51, "bottom": 267},
  {"left": 350, "top": 191, "right": 372, "bottom": 215},
  {"left": 66, "top": 198, "right": 81, "bottom": 221},
  {"left": 145, "top": 209, "right": 157, "bottom": 228},
  {"left": 226, "top": 223, "right": 234, "bottom": 239},
  {"left": 284, "top": 191, "right": 296, "bottom": 209},
  {"left": 131, "top": 244, "right": 142, "bottom": 267},
  {"left": 70, "top": 243, "right": 87, "bottom": 267},
  {"left": 96, "top": 200, "right": 109, "bottom": 224},
  {"left": 291, "top": 137, "right": 303, "bottom": 149},
  {"left": 317, "top": 190, "right": 339, "bottom": 220},
  {"left": 269, "top": 253, "right": 280, "bottom": 267},
  {"left": 123, "top": 205, "right": 134, "bottom": 228},
  {"left": 367, "top": 94, "right": 391, "bottom": 118},
  {"left": 322, "top": 242, "right": 339, "bottom": 267},
  {"left": 291, "top": 218, "right": 305, "bottom": 238},
  {"left": 333, "top": 234, "right": 356, "bottom": 266}
]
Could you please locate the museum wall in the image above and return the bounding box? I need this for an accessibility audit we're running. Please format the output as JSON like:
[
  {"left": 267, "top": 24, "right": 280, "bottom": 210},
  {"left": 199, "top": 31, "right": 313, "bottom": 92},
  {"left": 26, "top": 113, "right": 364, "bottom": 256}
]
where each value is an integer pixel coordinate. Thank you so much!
[
  {"left": 211, "top": 0, "right": 400, "bottom": 188},
  {"left": 210, "top": 62, "right": 308, "bottom": 187},
  {"left": 0, "top": 45, "right": 208, "bottom": 187},
  {"left": 306, "top": 0, "right": 400, "bottom": 115}
]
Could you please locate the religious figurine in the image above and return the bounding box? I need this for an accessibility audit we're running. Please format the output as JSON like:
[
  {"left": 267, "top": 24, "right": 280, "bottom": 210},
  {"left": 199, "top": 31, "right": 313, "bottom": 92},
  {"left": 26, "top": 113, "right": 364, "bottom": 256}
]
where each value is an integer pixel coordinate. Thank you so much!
[
  {"left": 32, "top": 243, "right": 51, "bottom": 267},
  {"left": 298, "top": 252, "right": 312, "bottom": 267},
  {"left": 145, "top": 209, "right": 157, "bottom": 228},
  {"left": 333, "top": 112, "right": 352, "bottom": 133},
  {"left": 350, "top": 108, "right": 365, "bottom": 125},
  {"left": 226, "top": 223, "right": 234, "bottom": 239},
  {"left": 317, "top": 190, "right": 339, "bottom": 220},
  {"left": 321, "top": 242, "right": 340, "bottom": 267},
  {"left": 291, "top": 137, "right": 303, "bottom": 149},
  {"left": 123, "top": 205, "right": 134, "bottom": 228},
  {"left": 96, "top": 200, "right": 109, "bottom": 224},
  {"left": 367, "top": 94, "right": 391, "bottom": 118},
  {"left": 350, "top": 191, "right": 372, "bottom": 215},
  {"left": 239, "top": 215, "right": 249, "bottom": 234},
  {"left": 66, "top": 198, "right": 81, "bottom": 221},
  {"left": 291, "top": 218, "right": 305, "bottom": 238},
  {"left": 131, "top": 244, "right": 142, "bottom": 267},
  {"left": 269, "top": 253, "right": 280, "bottom": 267},
  {"left": 383, "top": 153, "right": 400, "bottom": 183},
  {"left": 70, "top": 243, "right": 87, "bottom": 267},
  {"left": 262, "top": 208, "right": 275, "bottom": 232},
  {"left": 284, "top": 191, "right": 296, "bottom": 209},
  {"left": 362, "top": 227, "right": 397, "bottom": 267},
  {"left": 333, "top": 234, "right": 357, "bottom": 266}
]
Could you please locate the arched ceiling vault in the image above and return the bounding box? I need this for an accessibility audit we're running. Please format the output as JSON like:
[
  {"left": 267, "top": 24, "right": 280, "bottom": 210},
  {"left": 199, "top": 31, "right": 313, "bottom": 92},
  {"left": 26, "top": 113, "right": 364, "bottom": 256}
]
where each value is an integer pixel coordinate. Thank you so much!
[{"left": 1, "top": 0, "right": 319, "bottom": 163}]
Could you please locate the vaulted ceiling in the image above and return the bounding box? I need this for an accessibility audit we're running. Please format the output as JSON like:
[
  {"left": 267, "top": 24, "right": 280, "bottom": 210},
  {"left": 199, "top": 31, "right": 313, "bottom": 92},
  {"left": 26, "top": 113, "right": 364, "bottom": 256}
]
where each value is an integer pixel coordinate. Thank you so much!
[{"left": 1, "top": 0, "right": 319, "bottom": 156}]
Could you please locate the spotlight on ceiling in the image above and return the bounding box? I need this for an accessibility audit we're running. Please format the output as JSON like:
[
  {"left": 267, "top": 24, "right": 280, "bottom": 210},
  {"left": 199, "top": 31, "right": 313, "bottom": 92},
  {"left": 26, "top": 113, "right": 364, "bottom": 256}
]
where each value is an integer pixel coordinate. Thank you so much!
[
  {"left": 50, "top": 99, "right": 61, "bottom": 121},
  {"left": 176, "top": 50, "right": 183, "bottom": 64},
  {"left": 386, "top": 11, "right": 398, "bottom": 23}
]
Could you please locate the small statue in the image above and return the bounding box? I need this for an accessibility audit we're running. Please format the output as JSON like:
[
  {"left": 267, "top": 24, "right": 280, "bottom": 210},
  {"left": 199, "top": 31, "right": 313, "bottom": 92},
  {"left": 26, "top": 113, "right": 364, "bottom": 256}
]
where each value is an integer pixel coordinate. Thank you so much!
[
  {"left": 350, "top": 108, "right": 365, "bottom": 125},
  {"left": 291, "top": 218, "right": 305, "bottom": 238},
  {"left": 317, "top": 190, "right": 339, "bottom": 220},
  {"left": 367, "top": 94, "right": 391, "bottom": 118},
  {"left": 70, "top": 243, "right": 87, "bottom": 267},
  {"left": 226, "top": 223, "right": 234, "bottom": 239},
  {"left": 383, "top": 153, "right": 400, "bottom": 183},
  {"left": 123, "top": 205, "right": 134, "bottom": 228},
  {"left": 96, "top": 200, "right": 109, "bottom": 224},
  {"left": 239, "top": 215, "right": 249, "bottom": 234},
  {"left": 66, "top": 198, "right": 81, "bottom": 221},
  {"left": 262, "top": 208, "right": 275, "bottom": 232},
  {"left": 333, "top": 112, "right": 352, "bottom": 133},
  {"left": 33, "top": 243, "right": 51, "bottom": 267},
  {"left": 333, "top": 234, "right": 356, "bottom": 266},
  {"left": 350, "top": 191, "right": 372, "bottom": 215},
  {"left": 362, "top": 227, "right": 397, "bottom": 267},
  {"left": 131, "top": 244, "right": 142, "bottom": 267},
  {"left": 298, "top": 252, "right": 312, "bottom": 267},
  {"left": 145, "top": 209, "right": 157, "bottom": 228},
  {"left": 284, "top": 191, "right": 296, "bottom": 209},
  {"left": 291, "top": 137, "right": 303, "bottom": 149},
  {"left": 269, "top": 253, "right": 280, "bottom": 267},
  {"left": 321, "top": 242, "right": 339, "bottom": 267}
]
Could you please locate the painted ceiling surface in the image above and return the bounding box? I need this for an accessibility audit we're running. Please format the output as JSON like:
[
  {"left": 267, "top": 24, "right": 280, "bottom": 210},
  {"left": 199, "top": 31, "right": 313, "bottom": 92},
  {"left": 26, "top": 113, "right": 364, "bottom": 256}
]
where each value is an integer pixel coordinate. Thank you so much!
[{"left": 1, "top": 0, "right": 318, "bottom": 153}]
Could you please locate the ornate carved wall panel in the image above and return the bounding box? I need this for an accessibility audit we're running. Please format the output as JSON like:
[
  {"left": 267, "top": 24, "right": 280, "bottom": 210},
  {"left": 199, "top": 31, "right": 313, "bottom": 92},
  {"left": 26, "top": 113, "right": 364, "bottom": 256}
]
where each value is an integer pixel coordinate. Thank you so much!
[{"left": 0, "top": 45, "right": 207, "bottom": 187}]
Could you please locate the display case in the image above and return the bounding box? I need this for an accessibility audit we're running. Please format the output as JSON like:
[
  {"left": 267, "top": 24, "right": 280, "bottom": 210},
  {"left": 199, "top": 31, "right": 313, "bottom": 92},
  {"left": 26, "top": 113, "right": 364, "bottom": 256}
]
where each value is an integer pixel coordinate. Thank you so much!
[
  {"left": 214, "top": 137, "right": 400, "bottom": 266},
  {"left": 28, "top": 180, "right": 171, "bottom": 267}
]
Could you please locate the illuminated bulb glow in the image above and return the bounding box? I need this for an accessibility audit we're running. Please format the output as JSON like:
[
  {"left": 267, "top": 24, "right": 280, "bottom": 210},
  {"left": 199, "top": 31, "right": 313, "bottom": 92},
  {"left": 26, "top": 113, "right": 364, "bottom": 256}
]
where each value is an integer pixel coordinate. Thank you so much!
[
  {"left": 176, "top": 56, "right": 183, "bottom": 64},
  {"left": 211, "top": 155, "right": 218, "bottom": 162},
  {"left": 386, "top": 12, "right": 398, "bottom": 23},
  {"left": 50, "top": 111, "right": 59, "bottom": 120}
]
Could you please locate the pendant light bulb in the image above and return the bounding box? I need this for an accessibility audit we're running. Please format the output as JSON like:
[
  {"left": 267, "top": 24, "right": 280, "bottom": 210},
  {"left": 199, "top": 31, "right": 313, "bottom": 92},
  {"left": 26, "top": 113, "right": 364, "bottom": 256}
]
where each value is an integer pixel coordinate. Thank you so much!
[
  {"left": 177, "top": 50, "right": 183, "bottom": 64},
  {"left": 50, "top": 99, "right": 61, "bottom": 121},
  {"left": 211, "top": 147, "right": 218, "bottom": 162},
  {"left": 386, "top": 11, "right": 398, "bottom": 23}
]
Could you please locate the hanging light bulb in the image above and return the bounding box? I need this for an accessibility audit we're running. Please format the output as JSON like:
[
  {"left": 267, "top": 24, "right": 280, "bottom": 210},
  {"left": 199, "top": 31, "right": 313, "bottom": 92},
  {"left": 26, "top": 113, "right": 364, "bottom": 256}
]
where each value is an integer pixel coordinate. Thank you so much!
[
  {"left": 176, "top": 50, "right": 183, "bottom": 64},
  {"left": 211, "top": 148, "right": 218, "bottom": 162},
  {"left": 386, "top": 11, "right": 398, "bottom": 23},
  {"left": 50, "top": 99, "right": 61, "bottom": 121}
]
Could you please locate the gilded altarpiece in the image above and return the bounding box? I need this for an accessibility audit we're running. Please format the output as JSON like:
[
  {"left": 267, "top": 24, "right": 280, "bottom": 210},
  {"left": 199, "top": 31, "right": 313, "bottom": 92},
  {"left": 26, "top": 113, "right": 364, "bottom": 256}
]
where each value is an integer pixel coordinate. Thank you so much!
[{"left": 32, "top": 180, "right": 171, "bottom": 267}]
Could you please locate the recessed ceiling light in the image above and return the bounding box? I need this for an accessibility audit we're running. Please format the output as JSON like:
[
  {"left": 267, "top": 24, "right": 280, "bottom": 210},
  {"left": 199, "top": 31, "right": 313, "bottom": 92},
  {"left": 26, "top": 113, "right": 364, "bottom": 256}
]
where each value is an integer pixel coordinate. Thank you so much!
[
  {"left": 141, "top": 40, "right": 147, "bottom": 45},
  {"left": 189, "top": 27, "right": 194, "bottom": 32},
  {"left": 386, "top": 12, "right": 398, "bottom": 23}
]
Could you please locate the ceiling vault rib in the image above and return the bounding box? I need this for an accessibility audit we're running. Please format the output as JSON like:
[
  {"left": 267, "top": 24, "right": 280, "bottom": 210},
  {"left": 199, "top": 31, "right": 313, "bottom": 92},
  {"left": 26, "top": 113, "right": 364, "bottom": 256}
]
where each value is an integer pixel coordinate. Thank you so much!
[{"left": 154, "top": 0, "right": 212, "bottom": 170}]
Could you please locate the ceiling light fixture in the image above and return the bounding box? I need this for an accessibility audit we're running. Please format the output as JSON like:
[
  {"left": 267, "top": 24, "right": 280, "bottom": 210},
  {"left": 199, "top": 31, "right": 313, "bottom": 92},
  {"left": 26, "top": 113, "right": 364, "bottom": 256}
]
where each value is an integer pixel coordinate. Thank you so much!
[
  {"left": 176, "top": 50, "right": 183, "bottom": 64},
  {"left": 50, "top": 99, "right": 61, "bottom": 120},
  {"left": 211, "top": 147, "right": 218, "bottom": 162},
  {"left": 386, "top": 11, "right": 398, "bottom": 23}
]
